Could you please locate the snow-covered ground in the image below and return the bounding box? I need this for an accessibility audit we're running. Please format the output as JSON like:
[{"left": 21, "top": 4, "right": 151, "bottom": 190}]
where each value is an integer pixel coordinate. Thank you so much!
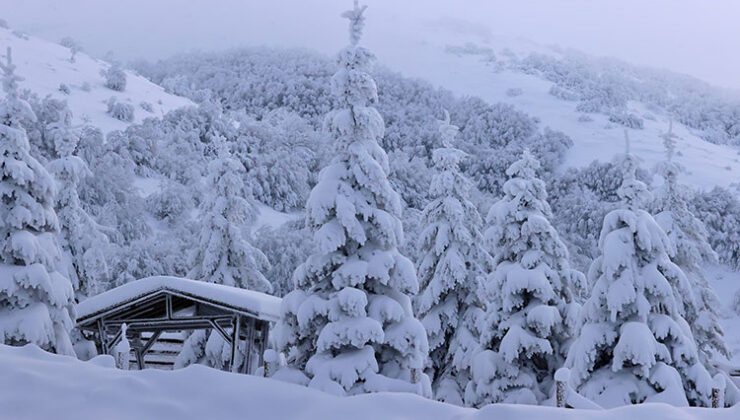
[
  {"left": 370, "top": 20, "right": 740, "bottom": 191},
  {"left": 2, "top": 343, "right": 738, "bottom": 420},
  {"left": 0, "top": 26, "right": 192, "bottom": 133}
]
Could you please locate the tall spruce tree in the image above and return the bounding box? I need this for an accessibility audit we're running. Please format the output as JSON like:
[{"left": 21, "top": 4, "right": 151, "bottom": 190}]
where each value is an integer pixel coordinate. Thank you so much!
[
  {"left": 276, "top": 1, "right": 429, "bottom": 396},
  {"left": 0, "top": 47, "right": 76, "bottom": 354},
  {"left": 415, "top": 111, "right": 490, "bottom": 405},
  {"left": 566, "top": 143, "right": 715, "bottom": 407},
  {"left": 47, "top": 102, "right": 110, "bottom": 299},
  {"left": 177, "top": 143, "right": 271, "bottom": 370},
  {"left": 653, "top": 124, "right": 729, "bottom": 365},
  {"left": 468, "top": 150, "right": 583, "bottom": 405}
]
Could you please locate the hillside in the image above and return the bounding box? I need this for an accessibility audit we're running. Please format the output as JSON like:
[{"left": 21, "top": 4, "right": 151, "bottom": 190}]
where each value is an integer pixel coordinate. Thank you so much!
[
  {"left": 370, "top": 19, "right": 740, "bottom": 190},
  {"left": 0, "top": 25, "right": 192, "bottom": 133}
]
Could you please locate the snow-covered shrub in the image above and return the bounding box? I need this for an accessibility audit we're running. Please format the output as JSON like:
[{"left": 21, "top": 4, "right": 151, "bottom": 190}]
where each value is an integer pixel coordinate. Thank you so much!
[
  {"left": 277, "top": 5, "right": 429, "bottom": 396},
  {"left": 59, "top": 36, "right": 81, "bottom": 63},
  {"left": 58, "top": 83, "right": 70, "bottom": 95},
  {"left": 549, "top": 85, "right": 579, "bottom": 101},
  {"left": 103, "top": 64, "right": 126, "bottom": 91},
  {"left": 140, "top": 101, "right": 153, "bottom": 112},
  {"left": 236, "top": 111, "right": 320, "bottom": 211},
  {"left": 505, "top": 87, "right": 523, "bottom": 97},
  {"left": 415, "top": 113, "right": 491, "bottom": 405},
  {"left": 106, "top": 97, "right": 134, "bottom": 122},
  {"left": 0, "top": 49, "right": 76, "bottom": 354},
  {"left": 469, "top": 151, "right": 583, "bottom": 406},
  {"left": 691, "top": 186, "right": 740, "bottom": 270},
  {"left": 608, "top": 111, "right": 644, "bottom": 129}
]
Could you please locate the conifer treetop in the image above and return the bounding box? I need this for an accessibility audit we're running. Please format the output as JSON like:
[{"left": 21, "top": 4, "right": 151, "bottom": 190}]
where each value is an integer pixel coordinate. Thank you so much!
[{"left": 341, "top": 0, "right": 367, "bottom": 46}]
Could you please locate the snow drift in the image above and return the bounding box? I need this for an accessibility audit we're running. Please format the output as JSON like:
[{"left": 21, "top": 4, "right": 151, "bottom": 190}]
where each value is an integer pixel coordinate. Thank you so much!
[{"left": 2, "top": 344, "right": 739, "bottom": 420}]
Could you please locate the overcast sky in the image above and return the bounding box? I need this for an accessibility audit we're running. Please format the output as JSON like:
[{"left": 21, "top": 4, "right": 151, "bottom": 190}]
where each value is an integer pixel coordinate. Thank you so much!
[{"left": 2, "top": 0, "right": 740, "bottom": 90}]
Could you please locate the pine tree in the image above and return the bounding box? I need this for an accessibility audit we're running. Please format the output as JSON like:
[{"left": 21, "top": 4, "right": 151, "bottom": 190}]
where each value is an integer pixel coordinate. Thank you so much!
[
  {"left": 468, "top": 150, "right": 583, "bottom": 405},
  {"left": 566, "top": 144, "right": 714, "bottom": 408},
  {"left": 653, "top": 124, "right": 729, "bottom": 365},
  {"left": 179, "top": 143, "right": 271, "bottom": 369},
  {"left": 47, "top": 102, "right": 110, "bottom": 298},
  {"left": 276, "top": 1, "right": 429, "bottom": 396},
  {"left": 0, "top": 47, "right": 76, "bottom": 355},
  {"left": 415, "top": 111, "right": 490, "bottom": 405}
]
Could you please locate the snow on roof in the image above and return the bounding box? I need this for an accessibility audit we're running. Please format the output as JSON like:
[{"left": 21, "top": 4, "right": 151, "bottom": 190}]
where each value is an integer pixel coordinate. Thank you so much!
[{"left": 77, "top": 276, "right": 281, "bottom": 323}]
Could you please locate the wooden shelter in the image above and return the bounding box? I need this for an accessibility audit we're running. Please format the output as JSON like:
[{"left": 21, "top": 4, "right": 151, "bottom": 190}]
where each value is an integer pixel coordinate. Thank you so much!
[{"left": 76, "top": 276, "right": 281, "bottom": 374}]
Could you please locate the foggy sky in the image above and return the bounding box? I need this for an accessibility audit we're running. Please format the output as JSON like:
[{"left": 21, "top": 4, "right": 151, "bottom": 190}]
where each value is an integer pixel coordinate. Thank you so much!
[{"left": 2, "top": 0, "right": 739, "bottom": 90}]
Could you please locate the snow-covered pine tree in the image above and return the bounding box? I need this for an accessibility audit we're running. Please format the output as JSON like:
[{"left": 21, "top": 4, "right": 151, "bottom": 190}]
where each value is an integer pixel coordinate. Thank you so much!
[
  {"left": 653, "top": 124, "right": 729, "bottom": 365},
  {"left": 276, "top": 1, "right": 429, "bottom": 396},
  {"left": 468, "top": 150, "right": 583, "bottom": 405},
  {"left": 0, "top": 47, "right": 76, "bottom": 354},
  {"left": 415, "top": 110, "right": 490, "bottom": 405},
  {"left": 47, "top": 103, "right": 110, "bottom": 299},
  {"left": 178, "top": 142, "right": 271, "bottom": 370},
  {"left": 566, "top": 142, "right": 715, "bottom": 408}
]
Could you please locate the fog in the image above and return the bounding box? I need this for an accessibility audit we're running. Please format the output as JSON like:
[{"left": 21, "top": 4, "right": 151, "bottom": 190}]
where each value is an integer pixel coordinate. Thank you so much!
[{"left": 2, "top": 0, "right": 739, "bottom": 90}]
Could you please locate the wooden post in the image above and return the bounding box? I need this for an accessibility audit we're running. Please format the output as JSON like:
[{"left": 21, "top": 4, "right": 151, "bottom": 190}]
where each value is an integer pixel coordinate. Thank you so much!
[
  {"left": 230, "top": 316, "right": 241, "bottom": 373},
  {"left": 556, "top": 380, "right": 566, "bottom": 408},
  {"left": 244, "top": 318, "right": 256, "bottom": 374},
  {"left": 258, "top": 321, "right": 269, "bottom": 369},
  {"left": 554, "top": 367, "right": 570, "bottom": 408},
  {"left": 97, "top": 319, "right": 109, "bottom": 355}
]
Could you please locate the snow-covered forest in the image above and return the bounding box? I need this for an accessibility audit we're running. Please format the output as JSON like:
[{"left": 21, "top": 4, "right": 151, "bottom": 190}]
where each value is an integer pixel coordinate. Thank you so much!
[{"left": 1, "top": 1, "right": 740, "bottom": 418}]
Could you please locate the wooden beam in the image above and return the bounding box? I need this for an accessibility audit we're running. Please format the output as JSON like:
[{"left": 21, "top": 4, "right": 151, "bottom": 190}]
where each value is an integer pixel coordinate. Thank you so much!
[
  {"left": 209, "top": 319, "right": 233, "bottom": 345},
  {"left": 141, "top": 331, "right": 163, "bottom": 354}
]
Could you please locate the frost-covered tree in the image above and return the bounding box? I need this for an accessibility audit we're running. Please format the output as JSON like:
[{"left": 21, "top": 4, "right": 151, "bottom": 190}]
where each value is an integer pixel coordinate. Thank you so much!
[
  {"left": 103, "top": 63, "right": 126, "bottom": 91},
  {"left": 179, "top": 144, "right": 271, "bottom": 369},
  {"left": 468, "top": 150, "right": 583, "bottom": 406},
  {"left": 0, "top": 48, "right": 75, "bottom": 354},
  {"left": 276, "top": 2, "right": 429, "bottom": 396},
  {"left": 414, "top": 111, "right": 490, "bottom": 405},
  {"left": 47, "top": 112, "right": 110, "bottom": 298},
  {"left": 188, "top": 145, "right": 270, "bottom": 292},
  {"left": 566, "top": 146, "right": 715, "bottom": 408},
  {"left": 652, "top": 125, "right": 728, "bottom": 365}
]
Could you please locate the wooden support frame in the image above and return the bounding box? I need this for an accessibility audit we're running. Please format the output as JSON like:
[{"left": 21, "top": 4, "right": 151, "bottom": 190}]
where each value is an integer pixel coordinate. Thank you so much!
[{"left": 78, "top": 286, "right": 278, "bottom": 374}]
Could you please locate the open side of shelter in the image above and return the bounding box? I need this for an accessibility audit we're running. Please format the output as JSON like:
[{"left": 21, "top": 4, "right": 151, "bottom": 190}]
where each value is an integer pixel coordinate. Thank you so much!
[{"left": 76, "top": 276, "right": 281, "bottom": 374}]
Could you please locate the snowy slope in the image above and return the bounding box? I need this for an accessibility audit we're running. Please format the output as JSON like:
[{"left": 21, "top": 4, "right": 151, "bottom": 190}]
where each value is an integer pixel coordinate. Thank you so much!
[
  {"left": 369, "top": 20, "right": 740, "bottom": 190},
  {"left": 2, "top": 343, "right": 739, "bottom": 420},
  {"left": 0, "top": 27, "right": 192, "bottom": 133}
]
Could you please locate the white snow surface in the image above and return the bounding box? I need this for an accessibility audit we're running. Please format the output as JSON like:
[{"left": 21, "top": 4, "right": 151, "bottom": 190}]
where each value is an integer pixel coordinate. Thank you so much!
[
  {"left": 0, "top": 26, "right": 192, "bottom": 133},
  {"left": 77, "top": 276, "right": 281, "bottom": 322},
  {"left": 2, "top": 343, "right": 740, "bottom": 420}
]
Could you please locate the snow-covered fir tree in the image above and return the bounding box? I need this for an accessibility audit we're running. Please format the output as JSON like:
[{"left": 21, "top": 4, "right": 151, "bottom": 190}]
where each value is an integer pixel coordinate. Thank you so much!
[
  {"left": 566, "top": 144, "right": 715, "bottom": 408},
  {"left": 276, "top": 1, "right": 429, "bottom": 396},
  {"left": 178, "top": 142, "right": 271, "bottom": 370},
  {"left": 468, "top": 150, "right": 583, "bottom": 405},
  {"left": 414, "top": 110, "right": 490, "bottom": 405},
  {"left": 0, "top": 47, "right": 76, "bottom": 354},
  {"left": 47, "top": 104, "right": 110, "bottom": 299},
  {"left": 653, "top": 124, "right": 728, "bottom": 366}
]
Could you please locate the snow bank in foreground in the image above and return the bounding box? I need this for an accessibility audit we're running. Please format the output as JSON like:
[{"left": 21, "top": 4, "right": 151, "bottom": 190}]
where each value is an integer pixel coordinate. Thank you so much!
[{"left": 1, "top": 344, "right": 738, "bottom": 420}]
